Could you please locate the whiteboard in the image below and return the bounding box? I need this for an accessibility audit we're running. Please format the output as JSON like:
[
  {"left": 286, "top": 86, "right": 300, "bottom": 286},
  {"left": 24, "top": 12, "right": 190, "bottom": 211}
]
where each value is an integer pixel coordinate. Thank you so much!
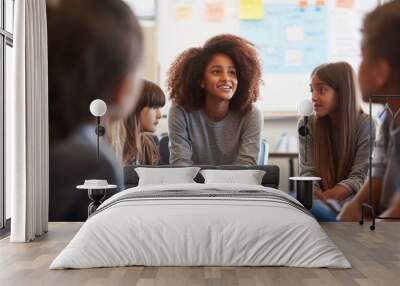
[{"left": 157, "top": 0, "right": 380, "bottom": 114}]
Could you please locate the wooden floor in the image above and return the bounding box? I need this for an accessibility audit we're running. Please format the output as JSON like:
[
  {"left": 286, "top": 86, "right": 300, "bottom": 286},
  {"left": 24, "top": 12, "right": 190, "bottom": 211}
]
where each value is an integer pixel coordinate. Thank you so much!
[{"left": 0, "top": 222, "right": 399, "bottom": 286}]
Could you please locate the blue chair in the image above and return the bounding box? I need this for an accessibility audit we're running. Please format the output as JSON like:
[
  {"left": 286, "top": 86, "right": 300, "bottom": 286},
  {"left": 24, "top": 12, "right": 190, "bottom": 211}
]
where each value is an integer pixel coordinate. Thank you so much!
[{"left": 258, "top": 139, "right": 269, "bottom": 165}]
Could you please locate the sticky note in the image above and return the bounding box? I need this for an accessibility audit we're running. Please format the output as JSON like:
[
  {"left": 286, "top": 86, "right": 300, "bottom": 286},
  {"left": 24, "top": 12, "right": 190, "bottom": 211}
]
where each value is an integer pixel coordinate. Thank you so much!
[
  {"left": 336, "top": 0, "right": 354, "bottom": 9},
  {"left": 176, "top": 4, "right": 193, "bottom": 21},
  {"left": 298, "top": 0, "right": 308, "bottom": 9},
  {"left": 205, "top": 0, "right": 225, "bottom": 22},
  {"left": 240, "top": 0, "right": 264, "bottom": 20}
]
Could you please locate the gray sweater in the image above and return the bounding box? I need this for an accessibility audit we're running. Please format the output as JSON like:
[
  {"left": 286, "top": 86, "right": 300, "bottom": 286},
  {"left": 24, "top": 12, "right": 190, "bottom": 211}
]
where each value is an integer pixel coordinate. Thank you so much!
[
  {"left": 298, "top": 113, "right": 375, "bottom": 194},
  {"left": 168, "top": 104, "right": 263, "bottom": 166}
]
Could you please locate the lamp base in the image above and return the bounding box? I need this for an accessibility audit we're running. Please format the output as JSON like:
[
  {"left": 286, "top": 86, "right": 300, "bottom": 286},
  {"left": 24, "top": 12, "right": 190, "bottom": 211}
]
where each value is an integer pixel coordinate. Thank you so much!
[
  {"left": 87, "top": 189, "right": 106, "bottom": 216},
  {"left": 295, "top": 180, "right": 313, "bottom": 210},
  {"left": 289, "top": 177, "right": 321, "bottom": 210}
]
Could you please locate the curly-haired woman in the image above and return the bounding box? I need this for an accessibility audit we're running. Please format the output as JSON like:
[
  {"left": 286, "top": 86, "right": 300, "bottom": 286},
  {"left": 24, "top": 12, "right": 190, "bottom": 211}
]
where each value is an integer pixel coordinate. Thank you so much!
[{"left": 167, "top": 34, "right": 263, "bottom": 166}]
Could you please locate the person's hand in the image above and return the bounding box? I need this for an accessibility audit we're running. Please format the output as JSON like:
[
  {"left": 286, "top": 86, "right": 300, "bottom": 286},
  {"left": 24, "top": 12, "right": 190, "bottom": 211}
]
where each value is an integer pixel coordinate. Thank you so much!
[
  {"left": 313, "top": 189, "right": 340, "bottom": 214},
  {"left": 337, "top": 201, "right": 361, "bottom": 221},
  {"left": 313, "top": 189, "right": 326, "bottom": 202}
]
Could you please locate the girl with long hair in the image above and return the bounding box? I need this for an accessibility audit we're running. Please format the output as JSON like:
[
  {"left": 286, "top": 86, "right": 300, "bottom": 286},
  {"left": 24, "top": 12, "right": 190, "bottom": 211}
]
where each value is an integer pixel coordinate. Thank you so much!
[
  {"left": 299, "top": 62, "right": 375, "bottom": 221},
  {"left": 123, "top": 80, "right": 166, "bottom": 165}
]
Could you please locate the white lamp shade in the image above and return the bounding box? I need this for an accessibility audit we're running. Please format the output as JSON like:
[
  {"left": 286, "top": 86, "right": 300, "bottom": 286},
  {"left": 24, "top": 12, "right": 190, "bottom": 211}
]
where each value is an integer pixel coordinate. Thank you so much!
[
  {"left": 297, "top": 99, "right": 313, "bottom": 116},
  {"left": 90, "top": 99, "right": 107, "bottom": 117}
]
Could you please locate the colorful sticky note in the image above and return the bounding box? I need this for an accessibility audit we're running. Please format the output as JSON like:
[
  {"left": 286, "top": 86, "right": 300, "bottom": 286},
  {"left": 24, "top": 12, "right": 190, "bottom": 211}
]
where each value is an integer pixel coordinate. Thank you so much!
[
  {"left": 298, "top": 0, "right": 308, "bottom": 9},
  {"left": 205, "top": 0, "right": 225, "bottom": 22},
  {"left": 336, "top": 0, "right": 354, "bottom": 9},
  {"left": 176, "top": 4, "right": 193, "bottom": 21},
  {"left": 239, "top": 0, "right": 264, "bottom": 20}
]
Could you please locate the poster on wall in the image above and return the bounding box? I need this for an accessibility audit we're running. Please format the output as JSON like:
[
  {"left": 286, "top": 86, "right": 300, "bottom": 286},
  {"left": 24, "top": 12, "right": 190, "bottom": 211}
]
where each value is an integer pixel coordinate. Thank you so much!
[{"left": 240, "top": 2, "right": 328, "bottom": 74}]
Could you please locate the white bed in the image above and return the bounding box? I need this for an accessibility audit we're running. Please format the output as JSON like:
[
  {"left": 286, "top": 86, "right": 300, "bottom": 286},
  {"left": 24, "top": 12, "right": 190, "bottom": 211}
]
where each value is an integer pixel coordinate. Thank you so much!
[{"left": 50, "top": 183, "right": 351, "bottom": 269}]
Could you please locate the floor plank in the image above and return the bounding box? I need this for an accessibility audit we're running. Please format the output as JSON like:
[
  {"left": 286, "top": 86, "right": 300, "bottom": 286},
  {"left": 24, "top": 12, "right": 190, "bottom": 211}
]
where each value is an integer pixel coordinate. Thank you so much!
[{"left": 0, "top": 222, "right": 399, "bottom": 286}]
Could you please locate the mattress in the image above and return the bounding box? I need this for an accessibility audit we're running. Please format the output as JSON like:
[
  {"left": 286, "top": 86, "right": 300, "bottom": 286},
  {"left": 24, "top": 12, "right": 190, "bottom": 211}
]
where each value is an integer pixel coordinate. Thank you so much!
[{"left": 50, "top": 183, "right": 351, "bottom": 269}]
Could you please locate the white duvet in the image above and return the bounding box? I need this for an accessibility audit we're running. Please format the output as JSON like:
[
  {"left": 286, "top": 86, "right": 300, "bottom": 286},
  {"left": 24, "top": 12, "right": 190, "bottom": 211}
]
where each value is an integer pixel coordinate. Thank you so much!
[{"left": 50, "top": 183, "right": 351, "bottom": 269}]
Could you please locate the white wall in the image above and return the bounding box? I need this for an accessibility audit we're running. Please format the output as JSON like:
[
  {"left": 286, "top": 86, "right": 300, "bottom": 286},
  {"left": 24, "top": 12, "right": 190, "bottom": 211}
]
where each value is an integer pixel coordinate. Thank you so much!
[{"left": 140, "top": 21, "right": 158, "bottom": 82}]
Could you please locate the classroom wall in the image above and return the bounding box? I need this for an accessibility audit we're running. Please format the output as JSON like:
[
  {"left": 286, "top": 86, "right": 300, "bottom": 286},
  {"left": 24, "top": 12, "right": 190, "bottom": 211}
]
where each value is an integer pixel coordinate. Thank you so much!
[
  {"left": 140, "top": 22, "right": 158, "bottom": 82},
  {"left": 156, "top": 0, "right": 380, "bottom": 114}
]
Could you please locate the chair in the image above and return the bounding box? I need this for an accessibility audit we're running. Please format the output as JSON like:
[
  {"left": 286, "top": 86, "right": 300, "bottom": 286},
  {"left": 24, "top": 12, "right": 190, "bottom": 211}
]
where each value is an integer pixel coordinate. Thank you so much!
[
  {"left": 257, "top": 138, "right": 269, "bottom": 165},
  {"left": 159, "top": 134, "right": 170, "bottom": 165}
]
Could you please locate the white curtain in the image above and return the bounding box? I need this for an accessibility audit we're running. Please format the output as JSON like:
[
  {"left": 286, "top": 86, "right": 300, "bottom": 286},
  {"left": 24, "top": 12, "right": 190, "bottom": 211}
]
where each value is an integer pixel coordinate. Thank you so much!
[{"left": 8, "top": 0, "right": 49, "bottom": 242}]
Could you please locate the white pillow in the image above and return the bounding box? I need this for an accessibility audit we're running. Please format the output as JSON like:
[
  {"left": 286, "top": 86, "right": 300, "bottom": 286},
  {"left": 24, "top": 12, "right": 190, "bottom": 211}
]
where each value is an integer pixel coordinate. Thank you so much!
[
  {"left": 135, "top": 167, "right": 201, "bottom": 186},
  {"left": 200, "top": 169, "right": 266, "bottom": 185}
]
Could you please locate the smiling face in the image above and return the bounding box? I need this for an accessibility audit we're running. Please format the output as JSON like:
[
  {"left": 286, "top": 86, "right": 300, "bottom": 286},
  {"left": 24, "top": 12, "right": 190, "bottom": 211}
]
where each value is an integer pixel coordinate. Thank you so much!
[
  {"left": 139, "top": 106, "right": 162, "bottom": 133},
  {"left": 310, "top": 75, "right": 338, "bottom": 118},
  {"left": 201, "top": 53, "right": 238, "bottom": 102}
]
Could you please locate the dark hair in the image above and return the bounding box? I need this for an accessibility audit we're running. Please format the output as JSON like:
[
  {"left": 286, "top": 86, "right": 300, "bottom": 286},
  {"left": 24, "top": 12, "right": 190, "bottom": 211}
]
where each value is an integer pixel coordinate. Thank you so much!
[
  {"left": 362, "top": 0, "right": 400, "bottom": 84},
  {"left": 167, "top": 34, "right": 262, "bottom": 114},
  {"left": 122, "top": 79, "right": 166, "bottom": 165},
  {"left": 48, "top": 0, "right": 143, "bottom": 141},
  {"left": 136, "top": 79, "right": 166, "bottom": 112},
  {"left": 311, "top": 62, "right": 362, "bottom": 190}
]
